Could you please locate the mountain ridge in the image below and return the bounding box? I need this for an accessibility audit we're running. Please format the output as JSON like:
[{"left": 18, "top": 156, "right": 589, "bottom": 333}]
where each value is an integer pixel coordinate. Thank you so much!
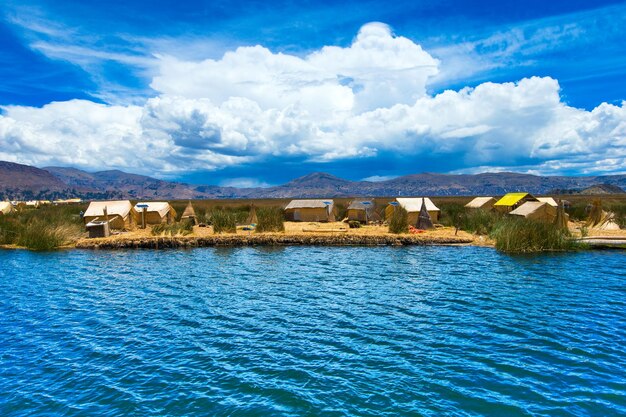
[{"left": 0, "top": 161, "right": 625, "bottom": 200}]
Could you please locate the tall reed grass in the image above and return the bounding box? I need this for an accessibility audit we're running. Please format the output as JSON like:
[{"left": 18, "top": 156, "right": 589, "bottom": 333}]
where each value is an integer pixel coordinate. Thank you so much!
[
  {"left": 0, "top": 204, "right": 85, "bottom": 250},
  {"left": 334, "top": 202, "right": 348, "bottom": 221},
  {"left": 210, "top": 210, "right": 237, "bottom": 233},
  {"left": 608, "top": 203, "right": 626, "bottom": 228},
  {"left": 151, "top": 221, "right": 193, "bottom": 236},
  {"left": 438, "top": 203, "right": 465, "bottom": 227},
  {"left": 461, "top": 209, "right": 503, "bottom": 235},
  {"left": 490, "top": 217, "right": 575, "bottom": 253},
  {"left": 388, "top": 206, "right": 409, "bottom": 234},
  {"left": 255, "top": 207, "right": 285, "bottom": 233}
]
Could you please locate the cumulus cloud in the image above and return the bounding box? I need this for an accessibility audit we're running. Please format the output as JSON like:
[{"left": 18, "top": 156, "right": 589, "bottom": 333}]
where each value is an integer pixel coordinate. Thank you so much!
[
  {"left": 151, "top": 22, "right": 438, "bottom": 116},
  {"left": 220, "top": 178, "right": 273, "bottom": 188},
  {"left": 1, "top": 22, "right": 625, "bottom": 178}
]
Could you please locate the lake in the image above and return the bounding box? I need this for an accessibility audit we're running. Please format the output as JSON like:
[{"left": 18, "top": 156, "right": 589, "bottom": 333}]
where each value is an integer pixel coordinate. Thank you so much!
[{"left": 1, "top": 247, "right": 625, "bottom": 416}]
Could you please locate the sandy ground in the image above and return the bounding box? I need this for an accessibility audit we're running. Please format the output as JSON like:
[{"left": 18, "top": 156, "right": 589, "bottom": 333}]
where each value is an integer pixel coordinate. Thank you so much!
[
  {"left": 0, "top": 220, "right": 617, "bottom": 250},
  {"left": 77, "top": 220, "right": 626, "bottom": 248},
  {"left": 94, "top": 222, "right": 479, "bottom": 241},
  {"left": 568, "top": 221, "right": 626, "bottom": 238}
]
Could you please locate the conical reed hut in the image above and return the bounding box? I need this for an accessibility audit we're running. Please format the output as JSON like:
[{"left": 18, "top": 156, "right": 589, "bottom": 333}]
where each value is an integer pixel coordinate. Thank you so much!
[
  {"left": 246, "top": 205, "right": 258, "bottom": 225},
  {"left": 417, "top": 198, "right": 434, "bottom": 230},
  {"left": 554, "top": 199, "right": 569, "bottom": 231},
  {"left": 181, "top": 201, "right": 197, "bottom": 225}
]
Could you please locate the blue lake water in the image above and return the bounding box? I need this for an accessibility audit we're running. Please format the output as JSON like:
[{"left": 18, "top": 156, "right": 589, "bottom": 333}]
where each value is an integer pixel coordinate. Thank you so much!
[{"left": 0, "top": 246, "right": 625, "bottom": 416}]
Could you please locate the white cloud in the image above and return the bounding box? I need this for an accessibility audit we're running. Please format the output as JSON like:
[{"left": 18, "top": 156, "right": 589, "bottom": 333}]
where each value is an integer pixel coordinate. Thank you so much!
[
  {"left": 151, "top": 23, "right": 438, "bottom": 116},
  {"left": 1, "top": 23, "right": 626, "bottom": 177},
  {"left": 220, "top": 178, "right": 273, "bottom": 188},
  {"left": 0, "top": 100, "right": 147, "bottom": 169},
  {"left": 362, "top": 175, "right": 398, "bottom": 182}
]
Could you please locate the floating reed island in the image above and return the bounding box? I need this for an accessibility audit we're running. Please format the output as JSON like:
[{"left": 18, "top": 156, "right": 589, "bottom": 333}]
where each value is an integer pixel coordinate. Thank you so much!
[
  {"left": 1, "top": 194, "right": 625, "bottom": 252},
  {"left": 75, "top": 232, "right": 474, "bottom": 249}
]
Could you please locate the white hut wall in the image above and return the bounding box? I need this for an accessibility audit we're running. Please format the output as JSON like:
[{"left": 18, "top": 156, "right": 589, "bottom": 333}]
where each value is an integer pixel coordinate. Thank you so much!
[
  {"left": 407, "top": 210, "right": 439, "bottom": 225},
  {"left": 347, "top": 209, "right": 367, "bottom": 222},
  {"left": 287, "top": 207, "right": 331, "bottom": 222}
]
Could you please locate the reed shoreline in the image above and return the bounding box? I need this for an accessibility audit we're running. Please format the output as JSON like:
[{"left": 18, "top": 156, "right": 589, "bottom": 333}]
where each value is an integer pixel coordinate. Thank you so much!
[{"left": 75, "top": 233, "right": 475, "bottom": 249}]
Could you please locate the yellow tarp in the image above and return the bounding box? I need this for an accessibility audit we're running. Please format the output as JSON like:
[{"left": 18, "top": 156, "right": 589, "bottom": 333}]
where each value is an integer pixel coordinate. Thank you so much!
[{"left": 494, "top": 193, "right": 529, "bottom": 207}]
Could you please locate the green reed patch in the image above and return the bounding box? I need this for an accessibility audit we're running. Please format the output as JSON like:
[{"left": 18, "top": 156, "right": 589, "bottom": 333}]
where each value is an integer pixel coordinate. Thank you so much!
[
  {"left": 255, "top": 207, "right": 285, "bottom": 233},
  {"left": 437, "top": 203, "right": 466, "bottom": 227},
  {"left": 607, "top": 203, "right": 626, "bottom": 228},
  {"left": 388, "top": 206, "right": 409, "bottom": 234},
  {"left": 151, "top": 221, "right": 193, "bottom": 236},
  {"left": 0, "top": 215, "right": 22, "bottom": 245},
  {"left": 490, "top": 217, "right": 576, "bottom": 253},
  {"left": 0, "top": 205, "right": 85, "bottom": 250},
  {"left": 460, "top": 209, "right": 504, "bottom": 236},
  {"left": 210, "top": 210, "right": 237, "bottom": 234}
]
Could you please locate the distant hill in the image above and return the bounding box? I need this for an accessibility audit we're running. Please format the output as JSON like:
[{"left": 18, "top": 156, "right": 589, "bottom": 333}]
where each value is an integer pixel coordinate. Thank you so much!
[
  {"left": 44, "top": 167, "right": 204, "bottom": 200},
  {"left": 549, "top": 183, "right": 626, "bottom": 195},
  {"left": 244, "top": 171, "right": 626, "bottom": 198},
  {"left": 580, "top": 184, "right": 625, "bottom": 194},
  {"left": 1, "top": 160, "right": 625, "bottom": 200},
  {"left": 0, "top": 161, "right": 67, "bottom": 192},
  {"left": 0, "top": 161, "right": 78, "bottom": 200}
]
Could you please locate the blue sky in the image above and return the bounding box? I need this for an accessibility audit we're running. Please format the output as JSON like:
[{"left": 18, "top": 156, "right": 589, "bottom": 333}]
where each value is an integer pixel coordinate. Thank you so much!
[{"left": 1, "top": 0, "right": 625, "bottom": 185}]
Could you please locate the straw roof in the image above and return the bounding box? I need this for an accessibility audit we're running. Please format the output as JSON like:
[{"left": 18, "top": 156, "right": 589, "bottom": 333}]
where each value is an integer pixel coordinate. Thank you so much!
[
  {"left": 509, "top": 201, "right": 547, "bottom": 217},
  {"left": 494, "top": 193, "right": 534, "bottom": 207},
  {"left": 181, "top": 201, "right": 196, "bottom": 218},
  {"left": 347, "top": 200, "right": 374, "bottom": 210},
  {"left": 537, "top": 197, "right": 558, "bottom": 207},
  {"left": 417, "top": 198, "right": 434, "bottom": 229},
  {"left": 246, "top": 205, "right": 258, "bottom": 224},
  {"left": 587, "top": 200, "right": 603, "bottom": 226},
  {"left": 0, "top": 201, "right": 13, "bottom": 215},
  {"left": 285, "top": 199, "right": 334, "bottom": 210},
  {"left": 396, "top": 197, "right": 439, "bottom": 212},
  {"left": 595, "top": 220, "right": 621, "bottom": 230},
  {"left": 134, "top": 202, "right": 174, "bottom": 218},
  {"left": 465, "top": 197, "right": 496, "bottom": 209},
  {"left": 84, "top": 201, "right": 133, "bottom": 218},
  {"left": 347, "top": 199, "right": 376, "bottom": 222},
  {"left": 555, "top": 201, "right": 568, "bottom": 230}
]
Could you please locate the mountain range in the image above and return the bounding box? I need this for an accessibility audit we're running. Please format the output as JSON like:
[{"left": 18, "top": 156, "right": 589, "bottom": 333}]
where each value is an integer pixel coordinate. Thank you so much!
[{"left": 0, "top": 160, "right": 624, "bottom": 200}]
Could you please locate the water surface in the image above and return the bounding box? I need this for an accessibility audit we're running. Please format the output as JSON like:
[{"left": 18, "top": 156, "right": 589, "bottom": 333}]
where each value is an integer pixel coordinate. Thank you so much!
[{"left": 1, "top": 247, "right": 625, "bottom": 416}]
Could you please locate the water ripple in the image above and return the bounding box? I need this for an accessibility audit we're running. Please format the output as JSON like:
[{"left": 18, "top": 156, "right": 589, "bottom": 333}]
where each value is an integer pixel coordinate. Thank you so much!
[{"left": 0, "top": 247, "right": 625, "bottom": 416}]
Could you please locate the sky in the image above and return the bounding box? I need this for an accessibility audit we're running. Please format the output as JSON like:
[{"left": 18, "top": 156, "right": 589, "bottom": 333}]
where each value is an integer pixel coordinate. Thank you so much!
[{"left": 1, "top": 0, "right": 625, "bottom": 186}]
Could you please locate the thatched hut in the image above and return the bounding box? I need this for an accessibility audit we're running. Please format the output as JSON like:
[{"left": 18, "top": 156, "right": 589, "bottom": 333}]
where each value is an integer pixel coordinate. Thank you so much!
[
  {"left": 246, "top": 205, "right": 258, "bottom": 225},
  {"left": 346, "top": 200, "right": 376, "bottom": 223},
  {"left": 494, "top": 193, "right": 538, "bottom": 213},
  {"left": 537, "top": 197, "right": 558, "bottom": 207},
  {"left": 509, "top": 201, "right": 557, "bottom": 222},
  {"left": 83, "top": 201, "right": 136, "bottom": 230},
  {"left": 586, "top": 200, "right": 620, "bottom": 229},
  {"left": 417, "top": 198, "right": 434, "bottom": 229},
  {"left": 554, "top": 200, "right": 569, "bottom": 231},
  {"left": 284, "top": 200, "right": 335, "bottom": 222},
  {"left": 134, "top": 202, "right": 177, "bottom": 225},
  {"left": 465, "top": 197, "right": 496, "bottom": 210},
  {"left": 0, "top": 201, "right": 14, "bottom": 215},
  {"left": 181, "top": 201, "right": 197, "bottom": 225},
  {"left": 387, "top": 198, "right": 440, "bottom": 224}
]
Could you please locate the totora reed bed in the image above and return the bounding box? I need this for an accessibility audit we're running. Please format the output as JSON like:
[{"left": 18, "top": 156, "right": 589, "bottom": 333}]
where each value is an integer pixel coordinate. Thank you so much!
[
  {"left": 76, "top": 232, "right": 474, "bottom": 249},
  {"left": 2, "top": 200, "right": 625, "bottom": 252}
]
